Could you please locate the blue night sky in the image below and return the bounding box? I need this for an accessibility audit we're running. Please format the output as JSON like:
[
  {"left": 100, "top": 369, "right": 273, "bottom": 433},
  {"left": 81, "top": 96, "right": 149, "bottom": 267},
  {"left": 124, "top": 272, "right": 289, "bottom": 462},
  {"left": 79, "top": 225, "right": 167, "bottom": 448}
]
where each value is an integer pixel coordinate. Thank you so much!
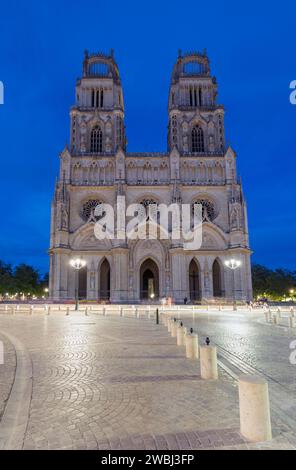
[{"left": 0, "top": 0, "right": 295, "bottom": 275}]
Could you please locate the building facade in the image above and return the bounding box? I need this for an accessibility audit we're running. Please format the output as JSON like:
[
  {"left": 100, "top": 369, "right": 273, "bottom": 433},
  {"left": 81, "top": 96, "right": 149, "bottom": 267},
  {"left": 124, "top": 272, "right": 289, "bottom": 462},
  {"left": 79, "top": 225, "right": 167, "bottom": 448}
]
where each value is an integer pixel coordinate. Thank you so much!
[{"left": 49, "top": 50, "right": 252, "bottom": 303}]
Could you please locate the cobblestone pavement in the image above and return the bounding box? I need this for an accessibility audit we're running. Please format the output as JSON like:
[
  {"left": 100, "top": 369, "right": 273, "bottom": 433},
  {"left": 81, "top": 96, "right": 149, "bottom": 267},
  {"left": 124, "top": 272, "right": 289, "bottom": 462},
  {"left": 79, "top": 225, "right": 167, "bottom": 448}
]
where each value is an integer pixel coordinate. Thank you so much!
[{"left": 0, "top": 310, "right": 295, "bottom": 450}]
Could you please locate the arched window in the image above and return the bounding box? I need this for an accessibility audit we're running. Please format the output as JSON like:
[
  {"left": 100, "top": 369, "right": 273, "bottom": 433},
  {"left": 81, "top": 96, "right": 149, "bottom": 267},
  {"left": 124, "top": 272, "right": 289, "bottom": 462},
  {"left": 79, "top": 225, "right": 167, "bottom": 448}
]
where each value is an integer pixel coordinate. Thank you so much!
[
  {"left": 116, "top": 116, "right": 123, "bottom": 147},
  {"left": 192, "top": 125, "right": 204, "bottom": 153},
  {"left": 213, "top": 259, "right": 222, "bottom": 297},
  {"left": 99, "top": 258, "right": 110, "bottom": 300},
  {"left": 90, "top": 126, "right": 102, "bottom": 153},
  {"left": 81, "top": 199, "right": 104, "bottom": 221},
  {"left": 192, "top": 199, "right": 216, "bottom": 222},
  {"left": 189, "top": 259, "right": 201, "bottom": 301}
]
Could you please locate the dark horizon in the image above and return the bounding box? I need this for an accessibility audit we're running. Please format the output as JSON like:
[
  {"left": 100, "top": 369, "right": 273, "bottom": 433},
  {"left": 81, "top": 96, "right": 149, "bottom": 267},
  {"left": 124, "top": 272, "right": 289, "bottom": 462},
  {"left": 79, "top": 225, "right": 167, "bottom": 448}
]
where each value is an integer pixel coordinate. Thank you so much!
[{"left": 0, "top": 0, "right": 295, "bottom": 274}]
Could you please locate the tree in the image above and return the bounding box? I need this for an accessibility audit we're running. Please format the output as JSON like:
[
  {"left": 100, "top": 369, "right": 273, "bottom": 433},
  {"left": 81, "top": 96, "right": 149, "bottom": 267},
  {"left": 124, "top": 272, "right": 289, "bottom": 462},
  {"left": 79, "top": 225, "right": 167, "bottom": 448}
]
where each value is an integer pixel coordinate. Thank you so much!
[
  {"left": 0, "top": 261, "right": 16, "bottom": 295},
  {"left": 252, "top": 264, "right": 296, "bottom": 300},
  {"left": 14, "top": 264, "right": 40, "bottom": 296}
]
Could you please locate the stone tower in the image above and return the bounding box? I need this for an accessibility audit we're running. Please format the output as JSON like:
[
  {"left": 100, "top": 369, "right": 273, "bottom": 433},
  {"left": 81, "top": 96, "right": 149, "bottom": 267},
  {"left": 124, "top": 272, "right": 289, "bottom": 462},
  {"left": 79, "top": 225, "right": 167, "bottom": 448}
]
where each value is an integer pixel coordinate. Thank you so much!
[{"left": 71, "top": 50, "right": 126, "bottom": 156}]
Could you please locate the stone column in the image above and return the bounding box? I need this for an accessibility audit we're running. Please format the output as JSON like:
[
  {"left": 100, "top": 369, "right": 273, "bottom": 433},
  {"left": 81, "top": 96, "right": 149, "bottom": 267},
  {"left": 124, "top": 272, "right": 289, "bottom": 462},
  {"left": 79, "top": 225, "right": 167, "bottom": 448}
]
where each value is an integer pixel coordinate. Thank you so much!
[
  {"left": 110, "top": 247, "right": 129, "bottom": 302},
  {"left": 170, "top": 248, "right": 187, "bottom": 303}
]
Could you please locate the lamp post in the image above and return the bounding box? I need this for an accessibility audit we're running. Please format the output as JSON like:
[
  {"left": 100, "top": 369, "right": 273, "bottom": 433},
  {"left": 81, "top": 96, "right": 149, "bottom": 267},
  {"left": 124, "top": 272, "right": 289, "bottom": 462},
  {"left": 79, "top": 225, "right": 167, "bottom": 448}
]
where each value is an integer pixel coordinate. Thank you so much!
[
  {"left": 69, "top": 258, "right": 87, "bottom": 311},
  {"left": 225, "top": 259, "right": 241, "bottom": 310}
]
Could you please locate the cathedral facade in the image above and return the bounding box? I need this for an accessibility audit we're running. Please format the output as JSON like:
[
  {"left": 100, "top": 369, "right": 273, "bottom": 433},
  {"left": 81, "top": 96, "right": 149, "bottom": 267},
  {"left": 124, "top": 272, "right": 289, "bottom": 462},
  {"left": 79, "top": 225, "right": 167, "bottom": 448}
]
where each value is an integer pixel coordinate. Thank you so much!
[{"left": 49, "top": 50, "right": 252, "bottom": 303}]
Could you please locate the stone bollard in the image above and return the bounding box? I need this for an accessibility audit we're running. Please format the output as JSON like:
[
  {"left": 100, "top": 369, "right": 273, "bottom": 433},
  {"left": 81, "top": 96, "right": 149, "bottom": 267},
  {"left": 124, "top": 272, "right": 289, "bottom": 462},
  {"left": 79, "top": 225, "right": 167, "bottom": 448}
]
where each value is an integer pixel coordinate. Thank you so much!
[
  {"left": 289, "top": 316, "right": 295, "bottom": 328},
  {"left": 272, "top": 314, "right": 278, "bottom": 325},
  {"left": 103, "top": 306, "right": 106, "bottom": 316},
  {"left": 177, "top": 323, "right": 186, "bottom": 346},
  {"left": 30, "top": 305, "right": 33, "bottom": 315},
  {"left": 277, "top": 307, "right": 281, "bottom": 318},
  {"left": 85, "top": 306, "right": 89, "bottom": 316},
  {"left": 11, "top": 306, "right": 15, "bottom": 315},
  {"left": 238, "top": 374, "right": 272, "bottom": 442},
  {"left": 66, "top": 307, "right": 70, "bottom": 316},
  {"left": 171, "top": 319, "right": 178, "bottom": 338},
  {"left": 264, "top": 311, "right": 269, "bottom": 323},
  {"left": 199, "top": 344, "right": 218, "bottom": 379},
  {"left": 167, "top": 318, "right": 172, "bottom": 333},
  {"left": 47, "top": 306, "right": 51, "bottom": 315},
  {"left": 290, "top": 307, "right": 295, "bottom": 318},
  {"left": 185, "top": 331, "right": 199, "bottom": 359}
]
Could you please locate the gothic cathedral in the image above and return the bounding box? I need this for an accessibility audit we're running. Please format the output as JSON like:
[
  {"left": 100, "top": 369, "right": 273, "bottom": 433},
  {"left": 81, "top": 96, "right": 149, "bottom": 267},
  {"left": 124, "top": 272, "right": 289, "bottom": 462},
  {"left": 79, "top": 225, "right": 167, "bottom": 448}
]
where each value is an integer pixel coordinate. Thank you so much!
[{"left": 49, "top": 50, "right": 252, "bottom": 303}]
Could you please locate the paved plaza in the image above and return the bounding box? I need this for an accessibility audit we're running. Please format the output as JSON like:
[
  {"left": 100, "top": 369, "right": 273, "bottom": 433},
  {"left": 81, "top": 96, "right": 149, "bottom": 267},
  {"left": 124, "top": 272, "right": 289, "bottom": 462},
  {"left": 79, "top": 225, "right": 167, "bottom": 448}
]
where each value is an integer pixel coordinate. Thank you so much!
[{"left": 0, "top": 307, "right": 296, "bottom": 450}]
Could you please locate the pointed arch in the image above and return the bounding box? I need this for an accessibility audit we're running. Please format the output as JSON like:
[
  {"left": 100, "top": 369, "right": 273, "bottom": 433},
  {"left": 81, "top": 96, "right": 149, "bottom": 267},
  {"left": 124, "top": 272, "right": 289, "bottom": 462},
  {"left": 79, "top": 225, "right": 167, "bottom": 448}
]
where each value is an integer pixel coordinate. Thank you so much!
[
  {"left": 99, "top": 257, "right": 110, "bottom": 300},
  {"left": 189, "top": 259, "right": 201, "bottom": 301},
  {"left": 192, "top": 125, "right": 204, "bottom": 153},
  {"left": 140, "top": 258, "right": 159, "bottom": 300},
  {"left": 90, "top": 125, "right": 103, "bottom": 153},
  {"left": 212, "top": 258, "right": 222, "bottom": 297},
  {"left": 78, "top": 265, "right": 87, "bottom": 299}
]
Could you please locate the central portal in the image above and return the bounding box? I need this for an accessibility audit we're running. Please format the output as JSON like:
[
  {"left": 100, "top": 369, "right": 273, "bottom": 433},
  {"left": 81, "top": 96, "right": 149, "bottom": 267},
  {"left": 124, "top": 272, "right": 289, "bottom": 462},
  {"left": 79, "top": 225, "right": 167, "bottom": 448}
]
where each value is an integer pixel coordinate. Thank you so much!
[{"left": 140, "top": 259, "right": 159, "bottom": 300}]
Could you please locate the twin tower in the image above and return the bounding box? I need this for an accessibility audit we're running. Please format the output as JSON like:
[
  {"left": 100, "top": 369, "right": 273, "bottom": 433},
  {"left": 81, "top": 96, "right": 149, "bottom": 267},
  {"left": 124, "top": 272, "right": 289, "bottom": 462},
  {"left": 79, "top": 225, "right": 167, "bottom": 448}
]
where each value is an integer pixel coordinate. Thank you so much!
[
  {"left": 70, "top": 49, "right": 225, "bottom": 156},
  {"left": 49, "top": 49, "right": 252, "bottom": 303}
]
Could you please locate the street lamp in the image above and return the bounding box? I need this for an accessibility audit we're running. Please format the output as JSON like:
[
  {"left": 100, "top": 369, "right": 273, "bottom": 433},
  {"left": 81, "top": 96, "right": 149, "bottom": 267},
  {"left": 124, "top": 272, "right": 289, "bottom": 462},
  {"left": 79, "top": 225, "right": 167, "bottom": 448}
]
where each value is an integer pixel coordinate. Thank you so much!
[
  {"left": 69, "top": 258, "right": 87, "bottom": 310},
  {"left": 224, "top": 258, "right": 241, "bottom": 310}
]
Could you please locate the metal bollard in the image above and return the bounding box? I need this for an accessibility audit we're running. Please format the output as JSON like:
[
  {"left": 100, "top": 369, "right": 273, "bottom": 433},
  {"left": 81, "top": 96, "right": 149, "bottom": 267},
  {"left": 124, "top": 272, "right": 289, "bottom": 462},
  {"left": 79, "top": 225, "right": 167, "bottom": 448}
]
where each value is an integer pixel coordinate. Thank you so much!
[{"left": 156, "top": 308, "right": 159, "bottom": 325}]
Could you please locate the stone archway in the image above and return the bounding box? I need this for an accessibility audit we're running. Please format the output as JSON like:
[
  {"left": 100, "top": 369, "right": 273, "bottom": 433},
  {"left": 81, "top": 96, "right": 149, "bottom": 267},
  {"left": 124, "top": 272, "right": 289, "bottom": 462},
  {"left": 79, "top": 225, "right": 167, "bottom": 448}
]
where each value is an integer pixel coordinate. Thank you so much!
[
  {"left": 213, "top": 259, "right": 222, "bottom": 297},
  {"left": 99, "top": 258, "right": 110, "bottom": 300},
  {"left": 78, "top": 266, "right": 87, "bottom": 299},
  {"left": 189, "top": 259, "right": 201, "bottom": 301},
  {"left": 140, "top": 258, "right": 159, "bottom": 300}
]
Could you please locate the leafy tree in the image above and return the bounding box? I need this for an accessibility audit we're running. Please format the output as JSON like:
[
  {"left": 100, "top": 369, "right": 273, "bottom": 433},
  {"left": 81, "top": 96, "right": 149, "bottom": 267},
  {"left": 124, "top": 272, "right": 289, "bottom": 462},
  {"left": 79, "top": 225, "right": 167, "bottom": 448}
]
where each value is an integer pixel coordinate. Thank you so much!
[
  {"left": 252, "top": 264, "right": 296, "bottom": 300},
  {"left": 0, "top": 261, "right": 16, "bottom": 295},
  {"left": 14, "top": 264, "right": 40, "bottom": 295}
]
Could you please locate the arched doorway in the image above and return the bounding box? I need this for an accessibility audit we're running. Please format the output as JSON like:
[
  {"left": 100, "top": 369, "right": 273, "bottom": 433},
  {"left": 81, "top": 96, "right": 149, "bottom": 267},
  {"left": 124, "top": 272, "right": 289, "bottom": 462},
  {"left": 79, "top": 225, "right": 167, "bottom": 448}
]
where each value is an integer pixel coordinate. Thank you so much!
[
  {"left": 213, "top": 259, "right": 222, "bottom": 297},
  {"left": 140, "top": 259, "right": 159, "bottom": 300},
  {"left": 189, "top": 259, "right": 201, "bottom": 301},
  {"left": 99, "top": 258, "right": 110, "bottom": 300},
  {"left": 78, "top": 266, "right": 87, "bottom": 299}
]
